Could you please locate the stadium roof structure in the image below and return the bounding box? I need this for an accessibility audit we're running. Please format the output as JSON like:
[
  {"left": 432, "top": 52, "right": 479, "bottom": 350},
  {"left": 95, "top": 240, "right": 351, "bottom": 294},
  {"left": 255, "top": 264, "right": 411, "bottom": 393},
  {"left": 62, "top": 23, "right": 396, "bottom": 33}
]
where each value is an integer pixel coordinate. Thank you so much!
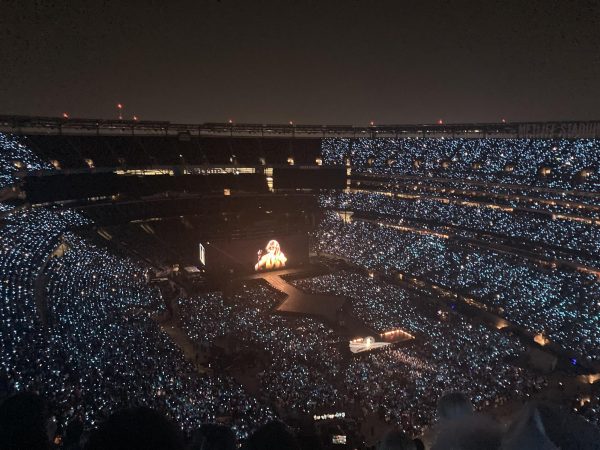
[{"left": 1, "top": 114, "right": 600, "bottom": 138}]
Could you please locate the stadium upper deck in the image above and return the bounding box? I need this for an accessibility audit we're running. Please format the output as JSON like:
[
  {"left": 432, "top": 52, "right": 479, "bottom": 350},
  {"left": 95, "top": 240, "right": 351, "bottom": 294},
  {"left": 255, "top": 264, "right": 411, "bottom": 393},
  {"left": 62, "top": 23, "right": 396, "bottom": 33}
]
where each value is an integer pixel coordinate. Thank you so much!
[{"left": 2, "top": 114, "right": 600, "bottom": 138}]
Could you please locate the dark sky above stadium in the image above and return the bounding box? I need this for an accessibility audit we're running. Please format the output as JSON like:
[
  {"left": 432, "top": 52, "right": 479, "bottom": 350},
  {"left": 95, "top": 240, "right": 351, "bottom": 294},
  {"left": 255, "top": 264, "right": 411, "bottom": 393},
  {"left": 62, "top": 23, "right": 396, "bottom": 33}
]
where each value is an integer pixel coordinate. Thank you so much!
[{"left": 1, "top": 0, "right": 599, "bottom": 125}]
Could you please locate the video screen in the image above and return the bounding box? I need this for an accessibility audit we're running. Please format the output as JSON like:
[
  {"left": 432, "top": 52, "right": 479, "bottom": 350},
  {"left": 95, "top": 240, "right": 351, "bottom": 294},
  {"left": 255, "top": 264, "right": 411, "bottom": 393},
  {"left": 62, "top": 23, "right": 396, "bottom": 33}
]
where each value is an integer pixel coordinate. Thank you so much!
[
  {"left": 198, "top": 243, "right": 206, "bottom": 266},
  {"left": 202, "top": 234, "right": 308, "bottom": 275},
  {"left": 254, "top": 239, "right": 287, "bottom": 271}
]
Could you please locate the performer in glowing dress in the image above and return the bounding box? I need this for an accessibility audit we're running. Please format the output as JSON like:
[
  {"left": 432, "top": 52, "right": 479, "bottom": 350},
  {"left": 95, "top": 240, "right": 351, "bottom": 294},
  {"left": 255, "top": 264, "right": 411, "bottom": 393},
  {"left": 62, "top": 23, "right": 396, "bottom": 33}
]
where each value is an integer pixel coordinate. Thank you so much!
[{"left": 255, "top": 239, "right": 287, "bottom": 271}]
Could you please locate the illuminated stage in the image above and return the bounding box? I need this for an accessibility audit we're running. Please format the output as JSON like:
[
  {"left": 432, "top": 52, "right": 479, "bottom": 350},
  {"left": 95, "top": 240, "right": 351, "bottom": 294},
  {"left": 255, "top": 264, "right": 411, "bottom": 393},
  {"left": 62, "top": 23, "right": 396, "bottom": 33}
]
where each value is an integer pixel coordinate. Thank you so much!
[
  {"left": 245, "top": 267, "right": 415, "bottom": 354},
  {"left": 349, "top": 336, "right": 391, "bottom": 353},
  {"left": 236, "top": 235, "right": 414, "bottom": 347},
  {"left": 245, "top": 268, "right": 346, "bottom": 323}
]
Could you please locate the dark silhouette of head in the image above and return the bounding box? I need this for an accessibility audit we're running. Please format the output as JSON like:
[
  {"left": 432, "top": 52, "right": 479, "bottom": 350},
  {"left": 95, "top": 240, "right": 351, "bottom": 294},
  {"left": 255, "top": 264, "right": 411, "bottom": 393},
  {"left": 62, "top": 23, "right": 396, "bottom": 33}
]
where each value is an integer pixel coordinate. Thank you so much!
[
  {"left": 501, "top": 404, "right": 558, "bottom": 450},
  {"left": 378, "top": 430, "right": 416, "bottom": 450},
  {"left": 63, "top": 418, "right": 84, "bottom": 449},
  {"left": 189, "top": 424, "right": 236, "bottom": 450},
  {"left": 436, "top": 392, "right": 474, "bottom": 421},
  {"left": 413, "top": 438, "right": 425, "bottom": 450},
  {"left": 86, "top": 407, "right": 184, "bottom": 450},
  {"left": 536, "top": 402, "right": 600, "bottom": 450},
  {"left": 0, "top": 392, "right": 51, "bottom": 450},
  {"left": 244, "top": 421, "right": 300, "bottom": 450},
  {"left": 431, "top": 414, "right": 503, "bottom": 450}
]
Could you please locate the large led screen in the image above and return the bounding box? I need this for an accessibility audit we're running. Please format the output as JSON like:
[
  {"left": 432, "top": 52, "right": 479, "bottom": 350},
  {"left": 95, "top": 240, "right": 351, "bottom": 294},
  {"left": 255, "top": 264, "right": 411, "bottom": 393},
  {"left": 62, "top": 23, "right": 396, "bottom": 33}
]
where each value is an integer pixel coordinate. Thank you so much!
[
  {"left": 254, "top": 239, "right": 287, "bottom": 271},
  {"left": 202, "top": 234, "right": 308, "bottom": 275}
]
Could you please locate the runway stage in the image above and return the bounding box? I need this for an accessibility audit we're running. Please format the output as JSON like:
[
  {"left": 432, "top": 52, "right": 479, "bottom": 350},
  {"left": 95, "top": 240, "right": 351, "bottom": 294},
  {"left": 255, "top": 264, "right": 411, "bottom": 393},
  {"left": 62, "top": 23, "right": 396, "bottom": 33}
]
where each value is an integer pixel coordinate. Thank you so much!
[
  {"left": 243, "top": 267, "right": 412, "bottom": 343},
  {"left": 245, "top": 268, "right": 345, "bottom": 322}
]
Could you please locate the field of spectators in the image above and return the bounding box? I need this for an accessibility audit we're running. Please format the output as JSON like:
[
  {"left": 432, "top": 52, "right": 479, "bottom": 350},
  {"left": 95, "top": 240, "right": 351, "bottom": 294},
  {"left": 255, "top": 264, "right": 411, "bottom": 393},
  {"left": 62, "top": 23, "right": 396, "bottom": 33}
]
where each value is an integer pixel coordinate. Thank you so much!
[
  {"left": 2, "top": 132, "right": 600, "bottom": 447},
  {"left": 0, "top": 207, "right": 274, "bottom": 441},
  {"left": 321, "top": 190, "right": 600, "bottom": 266},
  {"left": 323, "top": 137, "right": 600, "bottom": 190},
  {"left": 176, "top": 277, "right": 547, "bottom": 436},
  {"left": 314, "top": 210, "right": 600, "bottom": 365},
  {"left": 0, "top": 133, "right": 53, "bottom": 189}
]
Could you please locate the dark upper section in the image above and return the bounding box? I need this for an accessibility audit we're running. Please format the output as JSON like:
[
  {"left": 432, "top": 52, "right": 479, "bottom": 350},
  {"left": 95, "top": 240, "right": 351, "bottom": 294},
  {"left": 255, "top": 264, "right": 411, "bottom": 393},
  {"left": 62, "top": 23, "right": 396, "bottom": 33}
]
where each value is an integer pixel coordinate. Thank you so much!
[
  {"left": 19, "top": 134, "right": 323, "bottom": 169},
  {"left": 2, "top": 115, "right": 600, "bottom": 139}
]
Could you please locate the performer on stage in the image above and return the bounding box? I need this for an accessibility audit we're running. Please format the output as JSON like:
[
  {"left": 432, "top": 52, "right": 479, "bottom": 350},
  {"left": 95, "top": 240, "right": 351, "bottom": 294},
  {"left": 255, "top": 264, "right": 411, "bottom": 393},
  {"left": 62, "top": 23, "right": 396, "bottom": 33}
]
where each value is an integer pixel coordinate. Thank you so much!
[{"left": 255, "top": 239, "right": 287, "bottom": 271}]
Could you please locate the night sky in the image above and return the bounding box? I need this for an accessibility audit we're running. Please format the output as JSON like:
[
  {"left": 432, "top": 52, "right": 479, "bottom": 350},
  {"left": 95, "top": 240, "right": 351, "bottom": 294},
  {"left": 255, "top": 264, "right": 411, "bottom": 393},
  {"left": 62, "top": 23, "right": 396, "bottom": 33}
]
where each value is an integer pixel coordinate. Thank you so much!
[{"left": 1, "top": 0, "right": 599, "bottom": 124}]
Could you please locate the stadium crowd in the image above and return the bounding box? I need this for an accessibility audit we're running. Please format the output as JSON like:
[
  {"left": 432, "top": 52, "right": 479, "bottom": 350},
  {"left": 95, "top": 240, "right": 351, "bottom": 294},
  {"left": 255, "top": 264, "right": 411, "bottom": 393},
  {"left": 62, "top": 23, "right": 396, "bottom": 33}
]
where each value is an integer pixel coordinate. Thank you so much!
[
  {"left": 314, "top": 210, "right": 600, "bottom": 364},
  {"left": 179, "top": 284, "right": 345, "bottom": 414},
  {"left": 0, "top": 207, "right": 274, "bottom": 444},
  {"left": 0, "top": 133, "right": 53, "bottom": 189},
  {"left": 4, "top": 388, "right": 598, "bottom": 449},
  {"left": 177, "top": 278, "right": 546, "bottom": 438},
  {"left": 356, "top": 178, "right": 600, "bottom": 217},
  {"left": 1, "top": 134, "right": 600, "bottom": 448},
  {"left": 322, "top": 137, "right": 600, "bottom": 190},
  {"left": 293, "top": 271, "right": 546, "bottom": 432},
  {"left": 320, "top": 190, "right": 600, "bottom": 266}
]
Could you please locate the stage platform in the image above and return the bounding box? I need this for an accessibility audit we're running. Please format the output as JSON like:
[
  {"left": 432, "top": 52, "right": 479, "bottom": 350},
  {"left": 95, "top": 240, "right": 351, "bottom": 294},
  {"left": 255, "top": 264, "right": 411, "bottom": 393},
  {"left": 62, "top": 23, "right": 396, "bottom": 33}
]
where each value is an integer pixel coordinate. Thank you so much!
[
  {"left": 244, "top": 267, "right": 380, "bottom": 339},
  {"left": 269, "top": 273, "right": 345, "bottom": 322}
]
